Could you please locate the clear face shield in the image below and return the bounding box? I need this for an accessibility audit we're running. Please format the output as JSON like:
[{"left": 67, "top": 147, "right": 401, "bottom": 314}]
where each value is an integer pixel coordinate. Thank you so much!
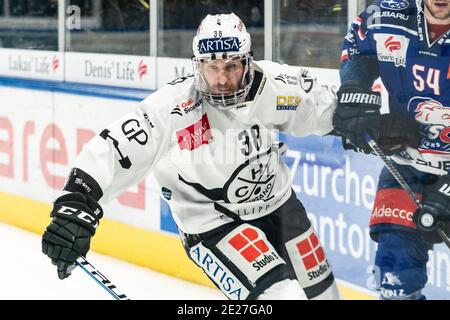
[{"left": 192, "top": 53, "right": 254, "bottom": 109}]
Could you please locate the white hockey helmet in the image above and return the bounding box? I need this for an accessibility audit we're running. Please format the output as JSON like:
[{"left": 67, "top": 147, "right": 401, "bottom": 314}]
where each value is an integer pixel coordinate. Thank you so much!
[{"left": 192, "top": 13, "right": 254, "bottom": 109}]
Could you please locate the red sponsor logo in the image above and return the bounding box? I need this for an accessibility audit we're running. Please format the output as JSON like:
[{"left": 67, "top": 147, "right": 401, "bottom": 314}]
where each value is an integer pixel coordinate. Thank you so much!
[
  {"left": 296, "top": 233, "right": 325, "bottom": 270},
  {"left": 228, "top": 227, "right": 269, "bottom": 263},
  {"left": 370, "top": 188, "right": 421, "bottom": 228},
  {"left": 178, "top": 98, "right": 194, "bottom": 109},
  {"left": 384, "top": 36, "right": 401, "bottom": 53},
  {"left": 138, "top": 60, "right": 147, "bottom": 79},
  {"left": 52, "top": 56, "right": 59, "bottom": 72},
  {"left": 176, "top": 113, "right": 212, "bottom": 151}
]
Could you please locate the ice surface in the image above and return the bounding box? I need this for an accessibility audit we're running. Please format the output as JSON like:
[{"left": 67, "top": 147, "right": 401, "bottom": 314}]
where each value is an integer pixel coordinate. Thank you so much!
[{"left": 0, "top": 223, "right": 224, "bottom": 300}]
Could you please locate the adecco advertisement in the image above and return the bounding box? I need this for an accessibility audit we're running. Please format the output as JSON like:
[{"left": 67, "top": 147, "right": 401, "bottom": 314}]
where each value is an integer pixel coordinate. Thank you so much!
[{"left": 0, "top": 86, "right": 161, "bottom": 230}]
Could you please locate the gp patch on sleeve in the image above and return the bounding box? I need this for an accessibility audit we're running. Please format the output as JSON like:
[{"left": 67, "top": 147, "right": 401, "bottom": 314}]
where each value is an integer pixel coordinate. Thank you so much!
[
  {"left": 189, "top": 242, "right": 250, "bottom": 300},
  {"left": 285, "top": 226, "right": 332, "bottom": 289},
  {"left": 216, "top": 224, "right": 285, "bottom": 284}
]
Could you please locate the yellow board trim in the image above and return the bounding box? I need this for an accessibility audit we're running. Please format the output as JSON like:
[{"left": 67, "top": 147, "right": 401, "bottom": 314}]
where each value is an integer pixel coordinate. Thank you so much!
[{"left": 0, "top": 191, "right": 375, "bottom": 300}]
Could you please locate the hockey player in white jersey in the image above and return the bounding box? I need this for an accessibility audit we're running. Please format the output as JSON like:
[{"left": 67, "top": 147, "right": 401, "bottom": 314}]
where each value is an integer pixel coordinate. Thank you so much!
[{"left": 42, "top": 13, "right": 340, "bottom": 300}]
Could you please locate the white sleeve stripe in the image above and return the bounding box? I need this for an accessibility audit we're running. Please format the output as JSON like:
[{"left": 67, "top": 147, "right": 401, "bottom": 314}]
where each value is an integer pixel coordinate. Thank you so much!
[{"left": 368, "top": 24, "right": 419, "bottom": 36}]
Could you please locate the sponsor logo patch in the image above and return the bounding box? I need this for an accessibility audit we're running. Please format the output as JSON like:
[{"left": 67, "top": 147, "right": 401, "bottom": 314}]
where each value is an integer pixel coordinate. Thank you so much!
[
  {"left": 300, "top": 69, "right": 314, "bottom": 93},
  {"left": 171, "top": 98, "right": 202, "bottom": 116},
  {"left": 274, "top": 74, "right": 299, "bottom": 86},
  {"left": 217, "top": 225, "right": 284, "bottom": 283},
  {"left": 370, "top": 188, "right": 420, "bottom": 228},
  {"left": 374, "top": 34, "right": 409, "bottom": 67},
  {"left": 285, "top": 227, "right": 332, "bottom": 288},
  {"left": 276, "top": 95, "right": 301, "bottom": 111},
  {"left": 197, "top": 37, "right": 240, "bottom": 54},
  {"left": 176, "top": 113, "right": 212, "bottom": 151},
  {"left": 189, "top": 242, "right": 249, "bottom": 300},
  {"left": 373, "top": 11, "right": 409, "bottom": 21},
  {"left": 380, "top": 0, "right": 409, "bottom": 10}
]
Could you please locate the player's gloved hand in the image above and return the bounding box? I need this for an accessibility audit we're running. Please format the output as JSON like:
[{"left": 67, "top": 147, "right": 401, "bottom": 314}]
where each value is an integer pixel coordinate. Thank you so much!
[
  {"left": 332, "top": 83, "right": 382, "bottom": 154},
  {"left": 376, "top": 113, "right": 421, "bottom": 156},
  {"left": 42, "top": 192, "right": 103, "bottom": 279},
  {"left": 413, "top": 175, "right": 450, "bottom": 244}
]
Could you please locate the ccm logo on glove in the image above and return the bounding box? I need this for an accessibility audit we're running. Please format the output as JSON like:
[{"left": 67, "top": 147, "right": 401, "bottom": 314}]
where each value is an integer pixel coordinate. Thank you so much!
[{"left": 57, "top": 205, "right": 99, "bottom": 229}]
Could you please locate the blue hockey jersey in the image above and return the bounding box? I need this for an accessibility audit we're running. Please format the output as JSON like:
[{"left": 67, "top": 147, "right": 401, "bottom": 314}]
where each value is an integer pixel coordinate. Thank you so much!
[{"left": 341, "top": 0, "right": 450, "bottom": 175}]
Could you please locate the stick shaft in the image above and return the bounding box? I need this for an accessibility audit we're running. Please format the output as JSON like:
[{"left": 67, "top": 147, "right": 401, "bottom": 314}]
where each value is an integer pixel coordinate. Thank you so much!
[{"left": 76, "top": 256, "right": 129, "bottom": 300}]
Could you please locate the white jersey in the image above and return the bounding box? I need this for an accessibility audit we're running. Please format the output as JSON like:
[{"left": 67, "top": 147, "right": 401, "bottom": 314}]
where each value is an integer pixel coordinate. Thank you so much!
[{"left": 73, "top": 60, "right": 336, "bottom": 234}]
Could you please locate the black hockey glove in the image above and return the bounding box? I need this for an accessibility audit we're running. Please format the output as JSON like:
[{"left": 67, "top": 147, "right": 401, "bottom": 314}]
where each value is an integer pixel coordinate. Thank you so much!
[
  {"left": 42, "top": 192, "right": 103, "bottom": 279},
  {"left": 332, "top": 84, "right": 382, "bottom": 154},
  {"left": 413, "top": 175, "right": 450, "bottom": 244},
  {"left": 376, "top": 113, "right": 421, "bottom": 156}
]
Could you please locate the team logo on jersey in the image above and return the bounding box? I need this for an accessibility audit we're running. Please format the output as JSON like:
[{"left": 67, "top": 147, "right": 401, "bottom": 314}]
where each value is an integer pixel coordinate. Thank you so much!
[
  {"left": 411, "top": 97, "right": 450, "bottom": 153},
  {"left": 223, "top": 144, "right": 281, "bottom": 203},
  {"left": 176, "top": 113, "right": 212, "bottom": 151},
  {"left": 374, "top": 34, "right": 409, "bottom": 67},
  {"left": 285, "top": 227, "right": 332, "bottom": 288},
  {"left": 217, "top": 225, "right": 284, "bottom": 283},
  {"left": 380, "top": 0, "right": 409, "bottom": 10}
]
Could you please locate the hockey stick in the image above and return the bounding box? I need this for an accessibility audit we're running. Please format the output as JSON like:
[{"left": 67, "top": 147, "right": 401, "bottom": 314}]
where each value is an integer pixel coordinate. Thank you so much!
[
  {"left": 75, "top": 256, "right": 129, "bottom": 300},
  {"left": 365, "top": 134, "right": 450, "bottom": 249}
]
